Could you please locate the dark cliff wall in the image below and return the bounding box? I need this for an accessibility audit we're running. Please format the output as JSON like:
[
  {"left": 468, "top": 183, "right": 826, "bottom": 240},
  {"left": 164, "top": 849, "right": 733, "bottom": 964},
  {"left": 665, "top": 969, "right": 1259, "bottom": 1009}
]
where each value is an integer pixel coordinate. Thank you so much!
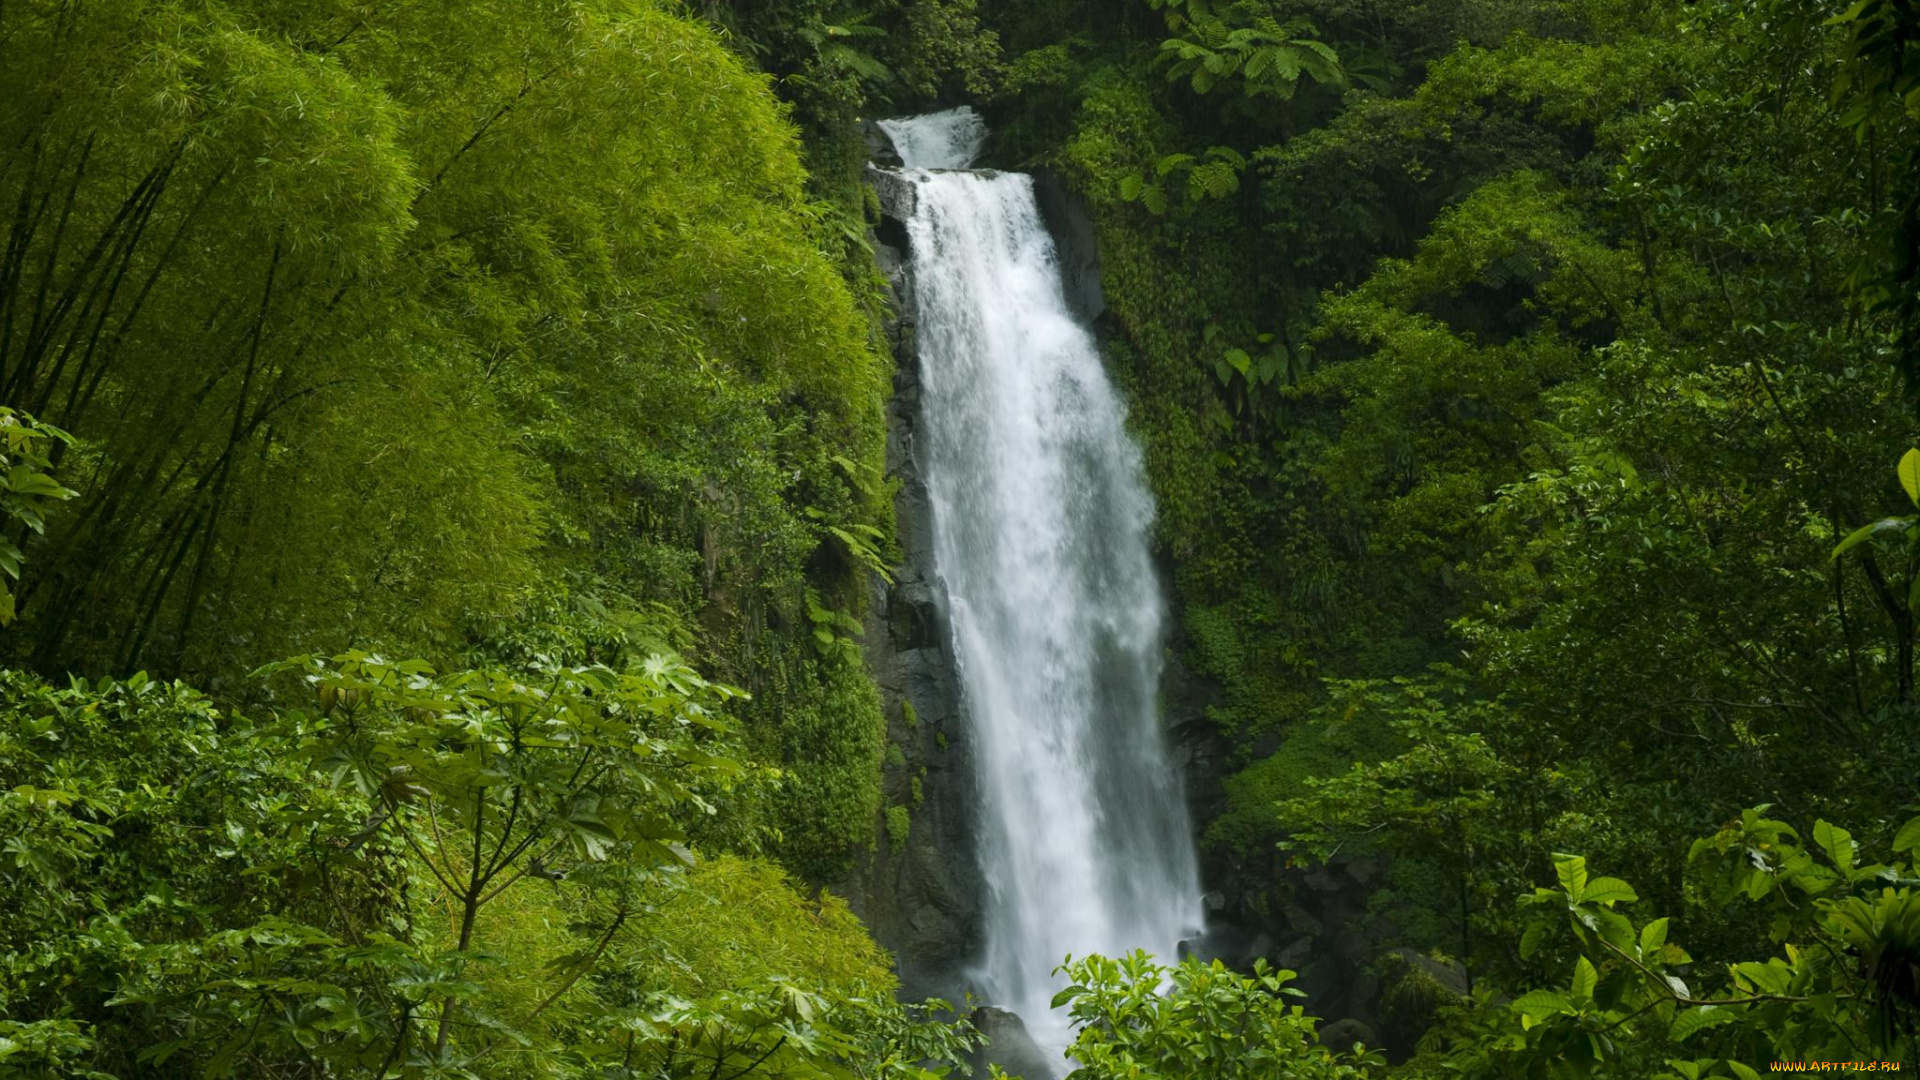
[{"left": 833, "top": 170, "right": 984, "bottom": 1002}]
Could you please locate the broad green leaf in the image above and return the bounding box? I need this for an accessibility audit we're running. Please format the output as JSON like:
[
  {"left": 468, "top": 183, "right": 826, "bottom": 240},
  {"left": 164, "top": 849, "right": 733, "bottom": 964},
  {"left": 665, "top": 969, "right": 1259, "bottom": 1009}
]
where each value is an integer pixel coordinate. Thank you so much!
[
  {"left": 1812, "top": 820, "right": 1856, "bottom": 871},
  {"left": 1669, "top": 1007, "right": 1739, "bottom": 1042},
  {"left": 1900, "top": 448, "right": 1920, "bottom": 506},
  {"left": 1639, "top": 917, "right": 1669, "bottom": 958},
  {"left": 1894, "top": 816, "right": 1920, "bottom": 853},
  {"left": 567, "top": 812, "right": 618, "bottom": 861},
  {"left": 1571, "top": 956, "right": 1598, "bottom": 1004},
  {"left": 1555, "top": 855, "right": 1589, "bottom": 899},
  {"left": 1823, "top": 0, "right": 1875, "bottom": 27},
  {"left": 1512, "top": 989, "right": 1573, "bottom": 1028},
  {"left": 1592, "top": 908, "right": 1637, "bottom": 956},
  {"left": 1521, "top": 920, "right": 1546, "bottom": 959},
  {"left": 1831, "top": 516, "right": 1910, "bottom": 558},
  {"left": 1733, "top": 961, "right": 1790, "bottom": 996},
  {"left": 1582, "top": 877, "right": 1639, "bottom": 906},
  {"left": 3, "top": 469, "right": 73, "bottom": 499}
]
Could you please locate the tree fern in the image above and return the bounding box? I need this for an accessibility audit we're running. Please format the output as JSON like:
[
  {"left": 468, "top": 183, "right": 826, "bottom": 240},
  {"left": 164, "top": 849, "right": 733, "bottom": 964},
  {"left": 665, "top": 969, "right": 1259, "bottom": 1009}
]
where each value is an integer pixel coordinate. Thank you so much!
[{"left": 1156, "top": 8, "right": 1344, "bottom": 100}]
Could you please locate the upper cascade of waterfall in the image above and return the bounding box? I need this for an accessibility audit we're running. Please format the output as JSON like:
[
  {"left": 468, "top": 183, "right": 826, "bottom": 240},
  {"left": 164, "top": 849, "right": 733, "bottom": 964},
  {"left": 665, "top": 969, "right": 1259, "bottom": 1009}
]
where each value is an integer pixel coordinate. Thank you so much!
[
  {"left": 877, "top": 109, "right": 1204, "bottom": 1073},
  {"left": 878, "top": 107, "right": 989, "bottom": 170}
]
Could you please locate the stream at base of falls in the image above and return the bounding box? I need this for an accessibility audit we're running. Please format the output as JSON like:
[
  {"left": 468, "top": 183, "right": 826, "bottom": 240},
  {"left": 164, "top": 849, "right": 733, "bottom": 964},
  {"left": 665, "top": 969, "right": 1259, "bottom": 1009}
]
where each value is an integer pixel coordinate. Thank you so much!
[{"left": 875, "top": 107, "right": 1204, "bottom": 1068}]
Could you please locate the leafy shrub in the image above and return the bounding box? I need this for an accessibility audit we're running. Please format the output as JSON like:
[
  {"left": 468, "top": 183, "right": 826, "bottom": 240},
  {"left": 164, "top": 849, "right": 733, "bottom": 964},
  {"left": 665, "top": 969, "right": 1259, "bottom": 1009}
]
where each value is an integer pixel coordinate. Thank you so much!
[{"left": 1052, "top": 952, "right": 1383, "bottom": 1079}]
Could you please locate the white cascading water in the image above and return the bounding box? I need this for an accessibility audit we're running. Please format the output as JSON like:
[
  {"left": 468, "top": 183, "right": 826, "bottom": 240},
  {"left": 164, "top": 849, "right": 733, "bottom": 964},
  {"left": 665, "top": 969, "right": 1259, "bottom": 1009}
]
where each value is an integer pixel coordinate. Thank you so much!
[{"left": 877, "top": 108, "right": 1203, "bottom": 1063}]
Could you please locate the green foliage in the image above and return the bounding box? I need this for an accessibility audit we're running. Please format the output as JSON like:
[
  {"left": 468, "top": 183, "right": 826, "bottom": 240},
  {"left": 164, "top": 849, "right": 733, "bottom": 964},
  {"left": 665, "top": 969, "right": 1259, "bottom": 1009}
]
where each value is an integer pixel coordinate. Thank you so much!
[
  {"left": 616, "top": 981, "right": 978, "bottom": 1080},
  {"left": 772, "top": 653, "right": 889, "bottom": 877},
  {"left": 0, "top": 670, "right": 332, "bottom": 1078},
  {"left": 992, "top": 0, "right": 1920, "bottom": 1063},
  {"left": 0, "top": 0, "right": 900, "bottom": 873},
  {"left": 1277, "top": 672, "right": 1526, "bottom": 974},
  {"left": 1421, "top": 813, "right": 1920, "bottom": 1076},
  {"left": 0, "top": 661, "right": 974, "bottom": 1079},
  {"left": 1118, "top": 147, "right": 1249, "bottom": 216},
  {"left": 1203, "top": 681, "right": 1397, "bottom": 857},
  {"left": 619, "top": 854, "right": 896, "bottom": 996},
  {"left": 259, "top": 648, "right": 760, "bottom": 1056},
  {"left": 886, "top": 805, "right": 912, "bottom": 848},
  {"left": 1051, "top": 952, "right": 1383, "bottom": 1078},
  {"left": 1155, "top": 4, "right": 1345, "bottom": 101},
  {"left": 13, "top": 0, "right": 1920, "bottom": 1074},
  {"left": 0, "top": 409, "right": 75, "bottom": 625},
  {"left": 0, "top": 0, "right": 883, "bottom": 664},
  {"left": 810, "top": 588, "right": 877, "bottom": 666},
  {"left": 701, "top": 0, "right": 1002, "bottom": 124},
  {"left": 1827, "top": 0, "right": 1920, "bottom": 387}
]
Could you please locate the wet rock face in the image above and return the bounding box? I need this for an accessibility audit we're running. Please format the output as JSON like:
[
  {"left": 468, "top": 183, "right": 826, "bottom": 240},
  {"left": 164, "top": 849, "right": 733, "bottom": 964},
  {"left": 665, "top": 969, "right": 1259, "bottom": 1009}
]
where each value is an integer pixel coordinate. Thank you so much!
[
  {"left": 1179, "top": 843, "right": 1414, "bottom": 1050},
  {"left": 830, "top": 209, "right": 985, "bottom": 1001},
  {"left": 863, "top": 120, "right": 904, "bottom": 168},
  {"left": 1030, "top": 169, "right": 1105, "bottom": 323},
  {"left": 867, "top": 165, "right": 917, "bottom": 222}
]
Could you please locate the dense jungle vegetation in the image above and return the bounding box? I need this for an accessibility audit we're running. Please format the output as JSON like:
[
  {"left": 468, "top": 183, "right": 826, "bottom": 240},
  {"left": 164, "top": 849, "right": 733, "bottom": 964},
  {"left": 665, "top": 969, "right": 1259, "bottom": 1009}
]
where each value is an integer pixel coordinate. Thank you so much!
[{"left": 3, "top": 0, "right": 1919, "bottom": 1077}]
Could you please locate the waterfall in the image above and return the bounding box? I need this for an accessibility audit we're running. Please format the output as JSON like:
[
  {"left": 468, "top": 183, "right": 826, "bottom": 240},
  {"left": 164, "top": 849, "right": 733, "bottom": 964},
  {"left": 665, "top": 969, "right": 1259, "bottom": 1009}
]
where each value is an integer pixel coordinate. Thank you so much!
[{"left": 877, "top": 108, "right": 1204, "bottom": 1063}]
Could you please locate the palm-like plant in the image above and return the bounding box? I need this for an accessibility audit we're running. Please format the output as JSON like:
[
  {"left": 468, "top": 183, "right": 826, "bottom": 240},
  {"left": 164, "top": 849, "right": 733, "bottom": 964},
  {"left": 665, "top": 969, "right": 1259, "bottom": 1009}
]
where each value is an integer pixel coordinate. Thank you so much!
[{"left": 1155, "top": 6, "right": 1344, "bottom": 100}]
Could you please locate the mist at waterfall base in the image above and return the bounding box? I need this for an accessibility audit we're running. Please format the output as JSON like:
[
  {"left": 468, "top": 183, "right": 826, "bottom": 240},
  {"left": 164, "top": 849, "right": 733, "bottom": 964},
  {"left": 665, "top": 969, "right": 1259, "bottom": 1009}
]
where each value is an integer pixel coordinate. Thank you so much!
[{"left": 876, "top": 109, "right": 1204, "bottom": 1066}]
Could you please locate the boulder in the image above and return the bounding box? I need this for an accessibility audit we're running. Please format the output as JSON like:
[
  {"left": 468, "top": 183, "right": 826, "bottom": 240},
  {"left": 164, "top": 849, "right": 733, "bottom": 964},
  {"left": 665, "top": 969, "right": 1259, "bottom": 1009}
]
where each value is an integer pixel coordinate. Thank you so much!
[
  {"left": 1279, "top": 902, "right": 1323, "bottom": 937},
  {"left": 1385, "top": 948, "right": 1470, "bottom": 998},
  {"left": 1274, "top": 936, "right": 1313, "bottom": 971},
  {"left": 1029, "top": 169, "right": 1105, "bottom": 321},
  {"left": 967, "top": 1007, "right": 1059, "bottom": 1080},
  {"left": 1302, "top": 868, "right": 1343, "bottom": 894},
  {"left": 1318, "top": 1017, "right": 1382, "bottom": 1054}
]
